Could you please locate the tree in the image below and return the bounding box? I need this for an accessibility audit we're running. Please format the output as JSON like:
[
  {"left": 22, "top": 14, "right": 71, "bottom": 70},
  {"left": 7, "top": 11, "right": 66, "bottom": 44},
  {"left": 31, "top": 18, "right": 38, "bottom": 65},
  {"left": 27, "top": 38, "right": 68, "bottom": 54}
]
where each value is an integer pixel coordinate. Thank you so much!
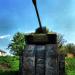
[
  {"left": 8, "top": 32, "right": 25, "bottom": 56},
  {"left": 56, "top": 33, "right": 66, "bottom": 54},
  {"left": 65, "top": 43, "right": 75, "bottom": 54},
  {"left": 57, "top": 34, "right": 66, "bottom": 49},
  {"left": 8, "top": 32, "right": 26, "bottom": 74}
]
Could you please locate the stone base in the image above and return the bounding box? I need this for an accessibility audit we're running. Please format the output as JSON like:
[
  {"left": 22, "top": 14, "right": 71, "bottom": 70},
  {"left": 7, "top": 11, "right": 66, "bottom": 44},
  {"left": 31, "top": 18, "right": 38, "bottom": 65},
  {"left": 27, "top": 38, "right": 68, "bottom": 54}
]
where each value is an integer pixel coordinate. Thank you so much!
[
  {"left": 20, "top": 33, "right": 65, "bottom": 75},
  {"left": 21, "top": 44, "right": 61, "bottom": 75}
]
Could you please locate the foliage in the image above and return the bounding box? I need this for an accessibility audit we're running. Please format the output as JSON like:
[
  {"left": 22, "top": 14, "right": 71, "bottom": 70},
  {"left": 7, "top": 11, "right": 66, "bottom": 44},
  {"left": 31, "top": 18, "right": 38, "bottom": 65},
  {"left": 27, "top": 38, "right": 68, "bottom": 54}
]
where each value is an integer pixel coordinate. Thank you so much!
[
  {"left": 56, "top": 33, "right": 66, "bottom": 54},
  {"left": 65, "top": 57, "right": 75, "bottom": 75},
  {"left": 0, "top": 56, "right": 19, "bottom": 75},
  {"left": 65, "top": 43, "right": 75, "bottom": 54},
  {"left": 57, "top": 34, "right": 66, "bottom": 49},
  {"left": 8, "top": 32, "right": 25, "bottom": 56},
  {"left": 58, "top": 43, "right": 75, "bottom": 56},
  {"left": 0, "top": 56, "right": 19, "bottom": 71}
]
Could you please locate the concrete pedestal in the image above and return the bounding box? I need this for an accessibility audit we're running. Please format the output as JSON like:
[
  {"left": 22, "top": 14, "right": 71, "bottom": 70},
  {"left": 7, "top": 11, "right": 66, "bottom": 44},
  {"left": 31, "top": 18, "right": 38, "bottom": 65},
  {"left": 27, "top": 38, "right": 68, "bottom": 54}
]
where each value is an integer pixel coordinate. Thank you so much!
[{"left": 21, "top": 33, "right": 65, "bottom": 75}]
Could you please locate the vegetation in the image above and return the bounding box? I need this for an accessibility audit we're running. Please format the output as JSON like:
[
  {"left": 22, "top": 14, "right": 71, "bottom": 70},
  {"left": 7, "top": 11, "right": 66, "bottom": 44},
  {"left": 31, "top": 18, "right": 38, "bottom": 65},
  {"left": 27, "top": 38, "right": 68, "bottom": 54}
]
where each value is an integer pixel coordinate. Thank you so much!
[
  {"left": 8, "top": 32, "right": 25, "bottom": 56},
  {"left": 65, "top": 57, "right": 75, "bottom": 75},
  {"left": 59, "top": 43, "right": 75, "bottom": 57},
  {"left": 57, "top": 34, "right": 66, "bottom": 54},
  {"left": 65, "top": 43, "right": 75, "bottom": 54},
  {"left": 0, "top": 56, "right": 19, "bottom": 71},
  {"left": 57, "top": 34, "right": 66, "bottom": 49},
  {"left": 0, "top": 56, "right": 19, "bottom": 75}
]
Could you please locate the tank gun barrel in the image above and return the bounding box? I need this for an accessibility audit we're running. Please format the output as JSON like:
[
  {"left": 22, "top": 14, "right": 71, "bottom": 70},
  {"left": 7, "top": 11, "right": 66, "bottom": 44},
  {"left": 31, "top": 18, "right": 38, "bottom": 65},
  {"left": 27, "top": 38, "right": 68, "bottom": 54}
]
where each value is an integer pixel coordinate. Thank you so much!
[{"left": 32, "top": 0, "right": 43, "bottom": 32}]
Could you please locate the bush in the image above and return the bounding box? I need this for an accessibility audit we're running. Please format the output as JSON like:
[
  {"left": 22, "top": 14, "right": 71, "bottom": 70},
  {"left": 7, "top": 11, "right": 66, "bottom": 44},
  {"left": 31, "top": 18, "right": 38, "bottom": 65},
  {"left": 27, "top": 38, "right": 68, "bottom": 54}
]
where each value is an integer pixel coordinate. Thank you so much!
[
  {"left": 0, "top": 56, "right": 19, "bottom": 71},
  {"left": 65, "top": 57, "right": 75, "bottom": 75}
]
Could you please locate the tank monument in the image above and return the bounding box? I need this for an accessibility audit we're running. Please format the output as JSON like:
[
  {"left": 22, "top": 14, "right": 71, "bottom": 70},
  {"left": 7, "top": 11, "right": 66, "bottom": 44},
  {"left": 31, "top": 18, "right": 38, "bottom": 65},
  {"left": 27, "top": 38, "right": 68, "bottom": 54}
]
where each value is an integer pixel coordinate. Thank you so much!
[{"left": 21, "top": 0, "right": 65, "bottom": 75}]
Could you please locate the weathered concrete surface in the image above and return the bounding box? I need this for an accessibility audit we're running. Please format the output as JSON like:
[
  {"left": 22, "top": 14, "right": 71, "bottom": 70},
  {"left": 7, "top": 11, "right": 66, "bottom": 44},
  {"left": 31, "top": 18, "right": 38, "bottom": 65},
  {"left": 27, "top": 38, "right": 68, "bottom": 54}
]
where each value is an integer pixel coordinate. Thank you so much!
[
  {"left": 58, "top": 54, "right": 65, "bottom": 75},
  {"left": 21, "top": 44, "right": 63, "bottom": 75},
  {"left": 45, "top": 44, "right": 59, "bottom": 75},
  {"left": 22, "top": 45, "right": 35, "bottom": 75},
  {"left": 20, "top": 34, "right": 65, "bottom": 75}
]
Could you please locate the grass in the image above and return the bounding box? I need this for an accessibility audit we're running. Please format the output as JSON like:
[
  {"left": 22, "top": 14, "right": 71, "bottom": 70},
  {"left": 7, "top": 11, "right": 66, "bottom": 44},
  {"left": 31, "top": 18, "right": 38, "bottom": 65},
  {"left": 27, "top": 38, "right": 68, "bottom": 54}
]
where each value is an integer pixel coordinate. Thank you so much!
[{"left": 65, "top": 57, "right": 75, "bottom": 75}]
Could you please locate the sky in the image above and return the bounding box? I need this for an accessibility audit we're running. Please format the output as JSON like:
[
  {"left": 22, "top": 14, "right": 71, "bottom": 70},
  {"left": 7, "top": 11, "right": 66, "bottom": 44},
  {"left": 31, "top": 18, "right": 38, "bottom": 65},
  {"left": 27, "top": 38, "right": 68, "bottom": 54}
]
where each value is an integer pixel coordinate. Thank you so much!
[{"left": 0, "top": 0, "right": 75, "bottom": 54}]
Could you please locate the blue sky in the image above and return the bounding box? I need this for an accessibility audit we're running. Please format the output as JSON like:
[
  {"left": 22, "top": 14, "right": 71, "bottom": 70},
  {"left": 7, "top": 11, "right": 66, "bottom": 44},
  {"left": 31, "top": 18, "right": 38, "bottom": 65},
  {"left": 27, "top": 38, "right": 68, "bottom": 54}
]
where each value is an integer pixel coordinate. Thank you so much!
[{"left": 0, "top": 0, "right": 75, "bottom": 54}]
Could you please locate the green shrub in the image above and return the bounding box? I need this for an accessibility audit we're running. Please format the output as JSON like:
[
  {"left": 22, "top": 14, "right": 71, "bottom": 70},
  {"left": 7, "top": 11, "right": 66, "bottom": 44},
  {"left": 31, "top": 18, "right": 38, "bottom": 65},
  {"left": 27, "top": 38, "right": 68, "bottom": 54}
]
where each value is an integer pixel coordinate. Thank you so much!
[
  {"left": 0, "top": 56, "right": 19, "bottom": 71},
  {"left": 65, "top": 58, "right": 75, "bottom": 75}
]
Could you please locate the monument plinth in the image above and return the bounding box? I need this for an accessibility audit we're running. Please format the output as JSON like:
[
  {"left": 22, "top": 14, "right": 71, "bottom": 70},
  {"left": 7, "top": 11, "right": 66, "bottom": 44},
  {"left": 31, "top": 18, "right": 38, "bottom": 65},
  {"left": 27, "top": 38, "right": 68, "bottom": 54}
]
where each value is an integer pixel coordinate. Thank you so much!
[
  {"left": 22, "top": 32, "right": 59, "bottom": 75},
  {"left": 21, "top": 0, "right": 65, "bottom": 75}
]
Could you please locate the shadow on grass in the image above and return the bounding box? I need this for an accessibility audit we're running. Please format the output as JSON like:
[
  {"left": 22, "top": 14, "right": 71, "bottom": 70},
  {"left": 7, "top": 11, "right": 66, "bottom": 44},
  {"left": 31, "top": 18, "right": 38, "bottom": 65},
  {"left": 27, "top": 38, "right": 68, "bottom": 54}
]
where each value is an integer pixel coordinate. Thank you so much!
[{"left": 0, "top": 71, "right": 19, "bottom": 75}]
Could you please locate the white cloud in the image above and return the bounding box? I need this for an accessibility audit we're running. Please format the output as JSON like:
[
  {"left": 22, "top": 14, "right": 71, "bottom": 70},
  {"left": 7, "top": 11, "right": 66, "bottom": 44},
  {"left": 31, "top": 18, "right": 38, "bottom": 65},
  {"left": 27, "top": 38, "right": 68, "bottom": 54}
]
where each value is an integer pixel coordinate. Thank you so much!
[{"left": 0, "top": 35, "right": 10, "bottom": 39}]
